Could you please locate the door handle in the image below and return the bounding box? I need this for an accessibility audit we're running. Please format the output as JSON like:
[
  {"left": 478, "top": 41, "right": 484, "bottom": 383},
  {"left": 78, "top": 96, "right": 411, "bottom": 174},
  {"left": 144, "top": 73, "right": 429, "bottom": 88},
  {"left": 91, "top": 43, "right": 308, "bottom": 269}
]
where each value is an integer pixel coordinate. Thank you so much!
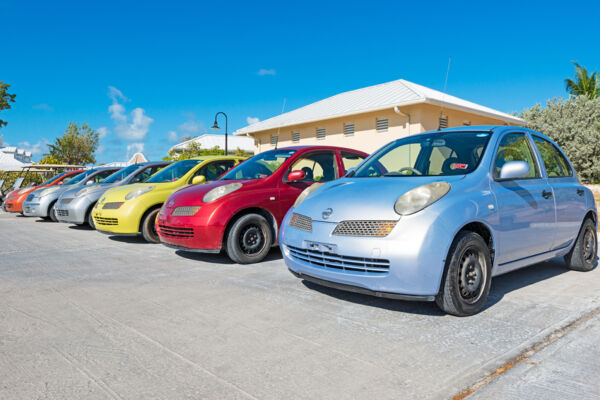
[
  {"left": 577, "top": 189, "right": 585, "bottom": 196},
  {"left": 542, "top": 190, "right": 553, "bottom": 199}
]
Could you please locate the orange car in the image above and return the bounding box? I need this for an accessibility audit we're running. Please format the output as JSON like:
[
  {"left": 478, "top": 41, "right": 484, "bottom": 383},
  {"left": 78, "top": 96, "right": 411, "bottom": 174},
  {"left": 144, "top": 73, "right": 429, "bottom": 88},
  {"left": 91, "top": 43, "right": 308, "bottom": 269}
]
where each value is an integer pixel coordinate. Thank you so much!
[{"left": 3, "top": 170, "right": 84, "bottom": 213}]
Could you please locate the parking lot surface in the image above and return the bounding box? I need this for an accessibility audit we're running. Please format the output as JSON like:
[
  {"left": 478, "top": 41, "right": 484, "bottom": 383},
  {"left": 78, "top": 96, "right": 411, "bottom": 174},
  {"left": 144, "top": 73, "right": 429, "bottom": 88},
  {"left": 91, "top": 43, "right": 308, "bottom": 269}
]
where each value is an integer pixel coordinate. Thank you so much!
[{"left": 1, "top": 212, "right": 599, "bottom": 399}]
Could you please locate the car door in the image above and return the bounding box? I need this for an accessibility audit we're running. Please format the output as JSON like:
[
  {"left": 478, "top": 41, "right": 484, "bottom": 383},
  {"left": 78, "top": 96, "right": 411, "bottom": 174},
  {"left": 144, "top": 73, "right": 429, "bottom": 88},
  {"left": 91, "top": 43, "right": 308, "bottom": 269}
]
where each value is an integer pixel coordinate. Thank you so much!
[
  {"left": 277, "top": 150, "right": 338, "bottom": 221},
  {"left": 531, "top": 135, "right": 586, "bottom": 250},
  {"left": 489, "top": 132, "right": 556, "bottom": 265}
]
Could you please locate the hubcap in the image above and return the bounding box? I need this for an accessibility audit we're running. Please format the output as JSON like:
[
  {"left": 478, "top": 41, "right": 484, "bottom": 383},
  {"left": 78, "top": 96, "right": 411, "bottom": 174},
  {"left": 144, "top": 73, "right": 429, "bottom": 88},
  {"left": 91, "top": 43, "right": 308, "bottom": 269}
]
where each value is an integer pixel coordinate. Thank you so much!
[
  {"left": 583, "top": 227, "right": 596, "bottom": 263},
  {"left": 240, "top": 224, "right": 265, "bottom": 255},
  {"left": 457, "top": 248, "right": 487, "bottom": 304}
]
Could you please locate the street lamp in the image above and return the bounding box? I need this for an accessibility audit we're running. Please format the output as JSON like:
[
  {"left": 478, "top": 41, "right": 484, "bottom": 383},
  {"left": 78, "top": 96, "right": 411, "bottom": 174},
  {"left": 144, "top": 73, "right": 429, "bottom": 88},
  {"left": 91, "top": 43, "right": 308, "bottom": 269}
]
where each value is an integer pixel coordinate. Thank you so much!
[{"left": 211, "top": 112, "right": 228, "bottom": 155}]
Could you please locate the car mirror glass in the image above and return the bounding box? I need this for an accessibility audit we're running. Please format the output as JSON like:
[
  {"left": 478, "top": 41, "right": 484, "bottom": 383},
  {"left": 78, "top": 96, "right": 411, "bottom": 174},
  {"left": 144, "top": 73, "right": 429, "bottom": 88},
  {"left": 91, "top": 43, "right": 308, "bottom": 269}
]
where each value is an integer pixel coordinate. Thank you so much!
[
  {"left": 499, "top": 161, "right": 530, "bottom": 180},
  {"left": 192, "top": 175, "right": 206, "bottom": 184},
  {"left": 287, "top": 170, "right": 306, "bottom": 182}
]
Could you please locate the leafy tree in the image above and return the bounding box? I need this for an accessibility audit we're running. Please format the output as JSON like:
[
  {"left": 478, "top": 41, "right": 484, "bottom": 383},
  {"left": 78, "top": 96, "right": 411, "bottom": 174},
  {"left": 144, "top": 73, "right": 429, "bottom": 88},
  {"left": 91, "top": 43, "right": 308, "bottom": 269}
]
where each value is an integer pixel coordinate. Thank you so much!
[
  {"left": 0, "top": 81, "right": 16, "bottom": 130},
  {"left": 565, "top": 61, "right": 600, "bottom": 99},
  {"left": 163, "top": 143, "right": 252, "bottom": 161},
  {"left": 520, "top": 96, "right": 600, "bottom": 182},
  {"left": 38, "top": 154, "right": 62, "bottom": 165},
  {"left": 44, "top": 122, "right": 99, "bottom": 165}
]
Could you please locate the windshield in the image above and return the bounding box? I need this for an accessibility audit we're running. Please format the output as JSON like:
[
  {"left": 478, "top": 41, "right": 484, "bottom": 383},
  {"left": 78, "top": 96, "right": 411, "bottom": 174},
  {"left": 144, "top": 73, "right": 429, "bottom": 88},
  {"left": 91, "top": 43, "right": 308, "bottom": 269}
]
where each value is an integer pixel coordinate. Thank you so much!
[
  {"left": 222, "top": 150, "right": 296, "bottom": 180},
  {"left": 146, "top": 160, "right": 201, "bottom": 183},
  {"left": 65, "top": 170, "right": 93, "bottom": 185},
  {"left": 41, "top": 172, "right": 67, "bottom": 186},
  {"left": 102, "top": 165, "right": 139, "bottom": 183},
  {"left": 354, "top": 131, "right": 491, "bottom": 177}
]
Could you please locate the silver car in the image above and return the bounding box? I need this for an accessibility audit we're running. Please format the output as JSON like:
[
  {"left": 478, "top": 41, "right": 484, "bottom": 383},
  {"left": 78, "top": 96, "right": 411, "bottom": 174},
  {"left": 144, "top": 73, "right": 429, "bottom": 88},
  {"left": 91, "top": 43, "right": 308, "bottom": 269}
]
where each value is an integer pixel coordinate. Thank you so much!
[
  {"left": 23, "top": 167, "right": 120, "bottom": 221},
  {"left": 280, "top": 126, "right": 598, "bottom": 316},
  {"left": 55, "top": 161, "right": 170, "bottom": 228}
]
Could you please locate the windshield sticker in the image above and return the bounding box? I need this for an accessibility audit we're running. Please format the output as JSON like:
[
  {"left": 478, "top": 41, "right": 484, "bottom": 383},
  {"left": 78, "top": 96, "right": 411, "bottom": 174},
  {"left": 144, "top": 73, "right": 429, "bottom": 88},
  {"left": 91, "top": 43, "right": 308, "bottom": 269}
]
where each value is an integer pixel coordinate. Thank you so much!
[{"left": 452, "top": 163, "right": 468, "bottom": 170}]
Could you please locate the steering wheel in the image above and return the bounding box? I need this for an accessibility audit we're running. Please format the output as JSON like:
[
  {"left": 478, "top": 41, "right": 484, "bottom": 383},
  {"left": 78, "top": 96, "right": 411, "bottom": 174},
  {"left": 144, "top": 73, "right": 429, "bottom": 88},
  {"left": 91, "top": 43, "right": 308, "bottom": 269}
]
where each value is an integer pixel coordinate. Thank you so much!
[{"left": 398, "top": 167, "right": 422, "bottom": 176}]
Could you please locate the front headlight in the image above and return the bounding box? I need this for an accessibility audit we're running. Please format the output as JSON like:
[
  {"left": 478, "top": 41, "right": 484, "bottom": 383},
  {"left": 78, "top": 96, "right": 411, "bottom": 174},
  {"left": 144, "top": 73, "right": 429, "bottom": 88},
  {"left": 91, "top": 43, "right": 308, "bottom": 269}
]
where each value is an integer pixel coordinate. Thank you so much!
[
  {"left": 394, "top": 182, "right": 450, "bottom": 216},
  {"left": 203, "top": 183, "right": 242, "bottom": 203},
  {"left": 293, "top": 182, "right": 324, "bottom": 208},
  {"left": 125, "top": 186, "right": 155, "bottom": 200}
]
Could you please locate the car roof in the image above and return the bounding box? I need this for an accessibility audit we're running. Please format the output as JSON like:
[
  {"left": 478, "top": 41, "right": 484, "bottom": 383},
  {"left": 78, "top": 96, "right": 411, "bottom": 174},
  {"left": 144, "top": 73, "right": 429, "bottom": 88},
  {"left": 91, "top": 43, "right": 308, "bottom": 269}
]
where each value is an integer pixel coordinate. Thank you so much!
[{"left": 267, "top": 145, "right": 369, "bottom": 154}]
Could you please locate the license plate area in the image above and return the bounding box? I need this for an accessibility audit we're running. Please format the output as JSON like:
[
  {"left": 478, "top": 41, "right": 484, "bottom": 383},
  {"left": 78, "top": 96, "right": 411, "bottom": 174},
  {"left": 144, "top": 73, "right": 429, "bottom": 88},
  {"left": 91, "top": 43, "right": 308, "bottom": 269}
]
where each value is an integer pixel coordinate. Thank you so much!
[{"left": 303, "top": 240, "right": 337, "bottom": 253}]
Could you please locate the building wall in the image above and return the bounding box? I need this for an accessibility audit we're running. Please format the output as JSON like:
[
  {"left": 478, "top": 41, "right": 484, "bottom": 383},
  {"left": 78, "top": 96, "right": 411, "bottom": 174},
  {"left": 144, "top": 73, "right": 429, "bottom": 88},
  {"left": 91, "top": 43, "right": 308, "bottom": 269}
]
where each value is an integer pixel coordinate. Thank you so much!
[{"left": 247, "top": 104, "right": 513, "bottom": 155}]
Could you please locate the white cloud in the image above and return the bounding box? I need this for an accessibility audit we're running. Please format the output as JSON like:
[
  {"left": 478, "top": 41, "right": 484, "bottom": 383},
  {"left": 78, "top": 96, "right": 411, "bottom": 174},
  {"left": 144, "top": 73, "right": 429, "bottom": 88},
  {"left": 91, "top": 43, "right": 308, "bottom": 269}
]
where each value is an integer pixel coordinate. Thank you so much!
[
  {"left": 126, "top": 142, "right": 145, "bottom": 159},
  {"left": 107, "top": 86, "right": 153, "bottom": 141},
  {"left": 32, "top": 103, "right": 53, "bottom": 111},
  {"left": 257, "top": 68, "right": 276, "bottom": 76},
  {"left": 177, "top": 120, "right": 200, "bottom": 134},
  {"left": 97, "top": 126, "right": 109, "bottom": 138},
  {"left": 167, "top": 130, "right": 179, "bottom": 143},
  {"left": 18, "top": 139, "right": 49, "bottom": 155},
  {"left": 246, "top": 116, "right": 260, "bottom": 125}
]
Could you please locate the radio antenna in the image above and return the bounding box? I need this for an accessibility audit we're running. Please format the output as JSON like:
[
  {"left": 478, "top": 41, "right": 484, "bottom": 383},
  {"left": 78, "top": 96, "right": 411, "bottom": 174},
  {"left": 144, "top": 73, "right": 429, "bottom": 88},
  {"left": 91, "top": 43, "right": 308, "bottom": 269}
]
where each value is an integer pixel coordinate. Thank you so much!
[
  {"left": 275, "top": 97, "right": 286, "bottom": 149},
  {"left": 438, "top": 56, "right": 452, "bottom": 130}
]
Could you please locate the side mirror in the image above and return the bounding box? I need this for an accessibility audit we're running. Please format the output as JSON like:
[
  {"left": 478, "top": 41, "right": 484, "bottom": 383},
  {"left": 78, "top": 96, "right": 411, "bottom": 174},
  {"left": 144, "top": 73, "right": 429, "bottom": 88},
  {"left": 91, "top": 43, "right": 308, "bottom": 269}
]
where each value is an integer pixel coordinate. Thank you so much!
[
  {"left": 499, "top": 161, "right": 530, "bottom": 180},
  {"left": 86, "top": 180, "right": 94, "bottom": 185},
  {"left": 287, "top": 170, "right": 306, "bottom": 182},
  {"left": 192, "top": 175, "right": 206, "bottom": 185},
  {"left": 57, "top": 181, "right": 64, "bottom": 185}
]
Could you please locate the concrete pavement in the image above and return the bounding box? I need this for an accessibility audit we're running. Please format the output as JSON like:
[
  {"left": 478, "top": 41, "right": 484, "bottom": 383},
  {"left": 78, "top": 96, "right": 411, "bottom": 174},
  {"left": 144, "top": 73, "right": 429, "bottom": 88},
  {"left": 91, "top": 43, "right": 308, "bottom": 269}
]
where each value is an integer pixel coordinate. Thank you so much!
[{"left": 0, "top": 212, "right": 599, "bottom": 399}]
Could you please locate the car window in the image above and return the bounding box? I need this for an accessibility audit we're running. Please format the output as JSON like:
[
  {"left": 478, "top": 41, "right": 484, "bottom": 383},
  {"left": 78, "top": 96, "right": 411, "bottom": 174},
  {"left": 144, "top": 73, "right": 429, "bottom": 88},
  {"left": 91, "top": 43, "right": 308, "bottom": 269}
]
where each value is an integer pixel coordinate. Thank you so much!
[
  {"left": 222, "top": 150, "right": 296, "bottom": 180},
  {"left": 532, "top": 136, "right": 572, "bottom": 178},
  {"left": 88, "top": 170, "right": 116, "bottom": 184},
  {"left": 193, "top": 160, "right": 235, "bottom": 182},
  {"left": 41, "top": 172, "right": 67, "bottom": 185},
  {"left": 102, "top": 165, "right": 139, "bottom": 183},
  {"left": 131, "top": 165, "right": 166, "bottom": 183},
  {"left": 341, "top": 152, "right": 365, "bottom": 172},
  {"left": 493, "top": 133, "right": 540, "bottom": 179},
  {"left": 146, "top": 160, "right": 202, "bottom": 183},
  {"left": 289, "top": 152, "right": 337, "bottom": 182}
]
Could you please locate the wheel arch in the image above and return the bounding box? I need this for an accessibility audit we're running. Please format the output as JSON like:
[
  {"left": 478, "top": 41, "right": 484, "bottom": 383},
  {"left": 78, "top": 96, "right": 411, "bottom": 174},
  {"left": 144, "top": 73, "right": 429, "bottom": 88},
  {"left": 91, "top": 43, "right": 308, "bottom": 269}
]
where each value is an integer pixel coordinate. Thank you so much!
[
  {"left": 138, "top": 203, "right": 164, "bottom": 233},
  {"left": 222, "top": 207, "right": 278, "bottom": 250}
]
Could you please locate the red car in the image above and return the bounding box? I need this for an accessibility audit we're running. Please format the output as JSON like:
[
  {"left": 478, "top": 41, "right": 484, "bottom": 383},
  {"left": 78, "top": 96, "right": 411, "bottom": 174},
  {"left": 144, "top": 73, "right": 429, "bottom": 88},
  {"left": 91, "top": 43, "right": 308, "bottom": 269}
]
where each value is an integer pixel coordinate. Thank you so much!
[
  {"left": 3, "top": 170, "right": 84, "bottom": 214},
  {"left": 157, "top": 146, "right": 368, "bottom": 263}
]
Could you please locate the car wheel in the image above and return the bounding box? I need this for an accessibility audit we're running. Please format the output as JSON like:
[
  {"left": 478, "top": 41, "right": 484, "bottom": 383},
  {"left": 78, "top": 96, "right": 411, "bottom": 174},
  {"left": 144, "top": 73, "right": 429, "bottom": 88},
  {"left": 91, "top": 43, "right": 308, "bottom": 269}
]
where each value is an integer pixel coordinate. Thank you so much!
[
  {"left": 436, "top": 231, "right": 492, "bottom": 317},
  {"left": 141, "top": 208, "right": 160, "bottom": 243},
  {"left": 87, "top": 209, "right": 96, "bottom": 230},
  {"left": 48, "top": 202, "right": 58, "bottom": 222},
  {"left": 564, "top": 218, "right": 597, "bottom": 272},
  {"left": 226, "top": 213, "right": 272, "bottom": 264}
]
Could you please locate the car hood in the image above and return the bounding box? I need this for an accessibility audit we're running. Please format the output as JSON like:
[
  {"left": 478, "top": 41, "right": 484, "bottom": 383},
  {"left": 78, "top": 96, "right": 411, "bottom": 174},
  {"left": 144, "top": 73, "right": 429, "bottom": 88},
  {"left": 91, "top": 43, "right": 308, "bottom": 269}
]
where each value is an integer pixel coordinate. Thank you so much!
[
  {"left": 100, "top": 181, "right": 178, "bottom": 202},
  {"left": 166, "top": 179, "right": 257, "bottom": 205},
  {"left": 294, "top": 176, "right": 465, "bottom": 222}
]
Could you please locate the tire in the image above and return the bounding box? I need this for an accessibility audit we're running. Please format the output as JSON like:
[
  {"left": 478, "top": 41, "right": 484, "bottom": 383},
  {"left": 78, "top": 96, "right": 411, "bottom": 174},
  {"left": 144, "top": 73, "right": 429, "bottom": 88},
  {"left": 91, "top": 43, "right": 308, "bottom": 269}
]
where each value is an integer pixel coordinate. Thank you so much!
[
  {"left": 436, "top": 231, "right": 492, "bottom": 317},
  {"left": 564, "top": 218, "right": 597, "bottom": 272},
  {"left": 141, "top": 208, "right": 160, "bottom": 243},
  {"left": 226, "top": 213, "right": 272, "bottom": 264},
  {"left": 48, "top": 202, "right": 58, "bottom": 222},
  {"left": 87, "top": 208, "right": 96, "bottom": 230}
]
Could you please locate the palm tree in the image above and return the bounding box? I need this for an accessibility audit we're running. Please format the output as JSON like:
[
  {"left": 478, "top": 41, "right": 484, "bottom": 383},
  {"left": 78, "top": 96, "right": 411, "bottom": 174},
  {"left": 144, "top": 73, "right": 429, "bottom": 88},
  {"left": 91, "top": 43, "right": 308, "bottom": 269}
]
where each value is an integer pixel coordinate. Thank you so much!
[{"left": 565, "top": 61, "right": 600, "bottom": 99}]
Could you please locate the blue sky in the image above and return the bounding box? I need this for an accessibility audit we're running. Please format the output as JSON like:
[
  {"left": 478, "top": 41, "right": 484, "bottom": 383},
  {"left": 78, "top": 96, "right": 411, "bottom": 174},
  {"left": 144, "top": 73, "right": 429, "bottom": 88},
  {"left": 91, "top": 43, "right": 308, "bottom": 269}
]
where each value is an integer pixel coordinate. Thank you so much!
[{"left": 2, "top": 0, "right": 599, "bottom": 163}]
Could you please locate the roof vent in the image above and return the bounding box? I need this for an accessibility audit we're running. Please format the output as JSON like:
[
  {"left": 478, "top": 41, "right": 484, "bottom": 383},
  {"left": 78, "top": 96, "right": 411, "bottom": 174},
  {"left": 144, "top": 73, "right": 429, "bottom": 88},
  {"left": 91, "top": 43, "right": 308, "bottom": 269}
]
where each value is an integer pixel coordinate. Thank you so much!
[
  {"left": 292, "top": 131, "right": 300, "bottom": 143},
  {"left": 438, "top": 115, "right": 448, "bottom": 129},
  {"left": 344, "top": 123, "right": 355, "bottom": 137},
  {"left": 376, "top": 118, "right": 388, "bottom": 133},
  {"left": 316, "top": 127, "right": 326, "bottom": 140},
  {"left": 270, "top": 135, "right": 278, "bottom": 146}
]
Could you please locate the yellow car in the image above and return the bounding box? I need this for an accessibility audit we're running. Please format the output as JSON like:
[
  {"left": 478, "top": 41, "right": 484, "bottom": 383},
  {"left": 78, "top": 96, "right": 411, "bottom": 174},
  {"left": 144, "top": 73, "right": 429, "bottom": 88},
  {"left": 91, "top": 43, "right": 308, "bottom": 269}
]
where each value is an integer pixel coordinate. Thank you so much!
[{"left": 93, "top": 156, "right": 246, "bottom": 242}]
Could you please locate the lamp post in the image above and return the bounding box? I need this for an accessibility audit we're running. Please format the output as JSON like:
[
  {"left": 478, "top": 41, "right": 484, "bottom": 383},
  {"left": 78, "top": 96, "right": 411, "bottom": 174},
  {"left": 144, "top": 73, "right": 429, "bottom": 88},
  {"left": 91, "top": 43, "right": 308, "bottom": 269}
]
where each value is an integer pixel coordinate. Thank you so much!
[{"left": 211, "top": 112, "right": 228, "bottom": 155}]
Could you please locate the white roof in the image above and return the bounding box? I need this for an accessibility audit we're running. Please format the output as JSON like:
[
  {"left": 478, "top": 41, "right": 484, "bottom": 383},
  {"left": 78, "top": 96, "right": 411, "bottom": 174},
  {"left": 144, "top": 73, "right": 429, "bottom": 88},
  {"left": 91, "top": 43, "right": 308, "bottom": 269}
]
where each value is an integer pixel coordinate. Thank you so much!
[
  {"left": 169, "top": 134, "right": 254, "bottom": 153},
  {"left": 0, "top": 151, "right": 30, "bottom": 171},
  {"left": 234, "top": 79, "right": 523, "bottom": 135}
]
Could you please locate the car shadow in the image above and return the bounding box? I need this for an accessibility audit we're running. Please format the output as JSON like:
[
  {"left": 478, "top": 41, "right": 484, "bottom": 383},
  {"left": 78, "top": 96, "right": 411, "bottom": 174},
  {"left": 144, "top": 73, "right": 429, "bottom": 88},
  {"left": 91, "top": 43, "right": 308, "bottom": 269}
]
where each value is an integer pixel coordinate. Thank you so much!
[
  {"left": 34, "top": 218, "right": 54, "bottom": 223},
  {"left": 107, "top": 235, "right": 149, "bottom": 244},
  {"left": 300, "top": 257, "right": 569, "bottom": 317},
  {"left": 68, "top": 224, "right": 93, "bottom": 231},
  {"left": 174, "top": 247, "right": 283, "bottom": 265}
]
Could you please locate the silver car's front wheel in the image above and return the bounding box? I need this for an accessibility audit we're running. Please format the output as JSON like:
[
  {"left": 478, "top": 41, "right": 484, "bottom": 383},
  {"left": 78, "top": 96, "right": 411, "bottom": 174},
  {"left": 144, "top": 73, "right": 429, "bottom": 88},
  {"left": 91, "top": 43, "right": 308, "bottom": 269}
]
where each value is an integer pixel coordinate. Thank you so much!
[{"left": 436, "top": 231, "right": 492, "bottom": 317}]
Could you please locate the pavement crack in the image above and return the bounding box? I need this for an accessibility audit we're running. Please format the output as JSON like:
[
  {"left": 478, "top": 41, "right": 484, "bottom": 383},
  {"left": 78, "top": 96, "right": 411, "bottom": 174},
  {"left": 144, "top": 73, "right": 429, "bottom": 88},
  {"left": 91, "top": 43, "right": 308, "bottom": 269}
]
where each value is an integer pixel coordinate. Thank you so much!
[{"left": 451, "top": 304, "right": 600, "bottom": 400}]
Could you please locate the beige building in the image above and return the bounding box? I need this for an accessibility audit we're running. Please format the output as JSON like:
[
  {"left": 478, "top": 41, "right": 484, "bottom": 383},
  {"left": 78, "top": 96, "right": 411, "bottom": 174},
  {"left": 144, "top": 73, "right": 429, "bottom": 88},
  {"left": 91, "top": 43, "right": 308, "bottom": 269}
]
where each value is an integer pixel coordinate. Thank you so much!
[{"left": 233, "top": 79, "right": 523, "bottom": 154}]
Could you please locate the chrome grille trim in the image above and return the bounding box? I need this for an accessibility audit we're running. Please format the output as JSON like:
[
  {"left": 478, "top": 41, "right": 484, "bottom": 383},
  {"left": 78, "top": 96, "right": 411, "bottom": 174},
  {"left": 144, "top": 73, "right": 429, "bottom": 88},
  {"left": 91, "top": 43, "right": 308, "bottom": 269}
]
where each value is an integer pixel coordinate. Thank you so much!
[
  {"left": 103, "top": 202, "right": 124, "bottom": 210},
  {"left": 332, "top": 220, "right": 397, "bottom": 237},
  {"left": 94, "top": 216, "right": 118, "bottom": 226},
  {"left": 289, "top": 213, "right": 312, "bottom": 232},
  {"left": 171, "top": 206, "right": 201, "bottom": 216},
  {"left": 56, "top": 209, "right": 69, "bottom": 217},
  {"left": 286, "top": 244, "right": 390, "bottom": 274}
]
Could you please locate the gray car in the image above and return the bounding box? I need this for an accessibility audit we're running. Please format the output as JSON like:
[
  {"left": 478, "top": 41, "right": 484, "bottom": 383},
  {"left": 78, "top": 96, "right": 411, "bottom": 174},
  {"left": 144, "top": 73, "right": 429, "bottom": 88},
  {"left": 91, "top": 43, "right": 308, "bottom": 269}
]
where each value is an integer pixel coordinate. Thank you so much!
[
  {"left": 23, "top": 167, "right": 121, "bottom": 221},
  {"left": 55, "top": 161, "right": 170, "bottom": 228}
]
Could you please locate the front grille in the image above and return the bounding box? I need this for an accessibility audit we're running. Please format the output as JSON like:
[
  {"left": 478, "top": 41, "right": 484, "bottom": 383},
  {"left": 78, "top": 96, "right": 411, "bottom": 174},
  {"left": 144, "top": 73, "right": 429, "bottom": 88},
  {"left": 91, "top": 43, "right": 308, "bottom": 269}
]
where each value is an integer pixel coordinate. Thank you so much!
[
  {"left": 333, "top": 220, "right": 397, "bottom": 237},
  {"left": 158, "top": 224, "right": 194, "bottom": 239},
  {"left": 94, "top": 216, "right": 118, "bottom": 226},
  {"left": 290, "top": 213, "right": 312, "bottom": 232},
  {"left": 286, "top": 244, "right": 390, "bottom": 274},
  {"left": 56, "top": 209, "right": 69, "bottom": 217},
  {"left": 103, "top": 202, "right": 124, "bottom": 210},
  {"left": 171, "top": 206, "right": 201, "bottom": 216},
  {"left": 60, "top": 198, "right": 73, "bottom": 204}
]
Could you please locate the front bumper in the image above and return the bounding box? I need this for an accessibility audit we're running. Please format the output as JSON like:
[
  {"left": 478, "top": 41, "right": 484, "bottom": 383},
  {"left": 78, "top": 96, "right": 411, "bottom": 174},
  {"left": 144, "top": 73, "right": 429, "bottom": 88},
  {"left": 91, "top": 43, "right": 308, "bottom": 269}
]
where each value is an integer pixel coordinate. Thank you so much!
[
  {"left": 92, "top": 201, "right": 145, "bottom": 235},
  {"left": 23, "top": 195, "right": 54, "bottom": 217},
  {"left": 279, "top": 209, "right": 452, "bottom": 297},
  {"left": 56, "top": 196, "right": 93, "bottom": 224},
  {"left": 156, "top": 206, "right": 225, "bottom": 251}
]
